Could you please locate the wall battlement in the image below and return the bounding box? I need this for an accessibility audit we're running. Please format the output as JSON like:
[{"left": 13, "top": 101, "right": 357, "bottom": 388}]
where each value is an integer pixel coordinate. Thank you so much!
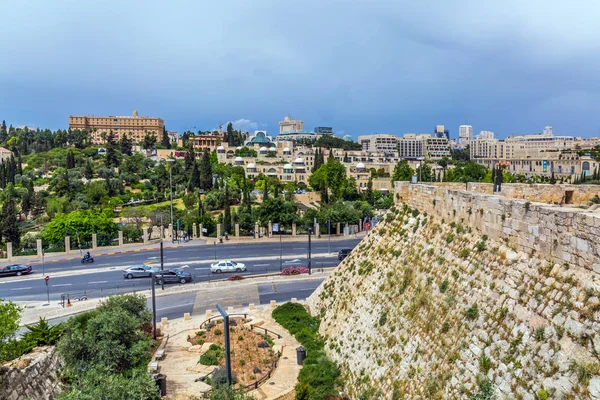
[{"left": 394, "top": 182, "right": 600, "bottom": 274}]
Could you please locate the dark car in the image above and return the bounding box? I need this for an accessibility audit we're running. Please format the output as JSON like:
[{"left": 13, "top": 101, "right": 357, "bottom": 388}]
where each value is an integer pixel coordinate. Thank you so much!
[
  {"left": 0, "top": 264, "right": 33, "bottom": 277},
  {"left": 338, "top": 249, "right": 352, "bottom": 261},
  {"left": 153, "top": 270, "right": 193, "bottom": 285}
]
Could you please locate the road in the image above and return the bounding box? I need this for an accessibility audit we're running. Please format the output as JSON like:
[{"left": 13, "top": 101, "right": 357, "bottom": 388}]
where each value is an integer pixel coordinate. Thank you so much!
[
  {"left": 17, "top": 279, "right": 325, "bottom": 337},
  {"left": 0, "top": 238, "right": 359, "bottom": 302}
]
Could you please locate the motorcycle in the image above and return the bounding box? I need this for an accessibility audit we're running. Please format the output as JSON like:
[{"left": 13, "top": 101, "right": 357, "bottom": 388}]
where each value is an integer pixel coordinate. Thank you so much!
[{"left": 81, "top": 255, "right": 94, "bottom": 264}]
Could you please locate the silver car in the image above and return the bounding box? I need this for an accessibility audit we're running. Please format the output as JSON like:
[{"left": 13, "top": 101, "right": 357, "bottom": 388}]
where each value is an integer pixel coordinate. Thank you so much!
[
  {"left": 123, "top": 265, "right": 160, "bottom": 279},
  {"left": 210, "top": 260, "right": 247, "bottom": 273}
]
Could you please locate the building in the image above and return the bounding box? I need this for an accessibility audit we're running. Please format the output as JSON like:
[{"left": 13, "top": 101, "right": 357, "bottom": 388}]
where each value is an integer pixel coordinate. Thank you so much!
[
  {"left": 275, "top": 131, "right": 321, "bottom": 141},
  {"left": 358, "top": 134, "right": 399, "bottom": 154},
  {"left": 314, "top": 127, "right": 334, "bottom": 135},
  {"left": 69, "top": 110, "right": 165, "bottom": 144},
  {"left": 0, "top": 147, "right": 13, "bottom": 162},
  {"left": 397, "top": 134, "right": 450, "bottom": 160},
  {"left": 166, "top": 131, "right": 179, "bottom": 144},
  {"left": 459, "top": 125, "right": 473, "bottom": 145},
  {"left": 434, "top": 125, "right": 449, "bottom": 140},
  {"left": 477, "top": 131, "right": 495, "bottom": 140},
  {"left": 187, "top": 134, "right": 222, "bottom": 152},
  {"left": 245, "top": 131, "right": 275, "bottom": 147},
  {"left": 343, "top": 134, "right": 352, "bottom": 141},
  {"left": 470, "top": 130, "right": 600, "bottom": 177},
  {"left": 279, "top": 115, "right": 304, "bottom": 134}
]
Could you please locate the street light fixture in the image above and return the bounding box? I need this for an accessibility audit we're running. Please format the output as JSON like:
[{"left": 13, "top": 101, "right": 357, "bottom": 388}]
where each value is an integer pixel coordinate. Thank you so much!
[{"left": 165, "top": 159, "right": 175, "bottom": 243}]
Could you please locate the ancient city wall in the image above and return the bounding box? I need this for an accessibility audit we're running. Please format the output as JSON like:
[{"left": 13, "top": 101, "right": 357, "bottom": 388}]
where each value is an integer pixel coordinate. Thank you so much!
[
  {"left": 394, "top": 181, "right": 600, "bottom": 274},
  {"left": 0, "top": 346, "right": 62, "bottom": 400}
]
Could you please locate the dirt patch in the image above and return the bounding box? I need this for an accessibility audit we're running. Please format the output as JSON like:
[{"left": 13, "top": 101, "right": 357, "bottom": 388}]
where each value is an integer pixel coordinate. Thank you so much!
[{"left": 188, "top": 318, "right": 279, "bottom": 385}]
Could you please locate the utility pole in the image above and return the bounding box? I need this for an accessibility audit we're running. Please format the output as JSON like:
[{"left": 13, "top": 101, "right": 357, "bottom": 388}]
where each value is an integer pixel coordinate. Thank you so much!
[
  {"left": 160, "top": 241, "right": 164, "bottom": 291},
  {"left": 307, "top": 228, "right": 312, "bottom": 275},
  {"left": 166, "top": 159, "right": 174, "bottom": 243},
  {"left": 279, "top": 226, "right": 283, "bottom": 272},
  {"left": 151, "top": 271, "right": 157, "bottom": 340},
  {"left": 216, "top": 305, "right": 232, "bottom": 386}
]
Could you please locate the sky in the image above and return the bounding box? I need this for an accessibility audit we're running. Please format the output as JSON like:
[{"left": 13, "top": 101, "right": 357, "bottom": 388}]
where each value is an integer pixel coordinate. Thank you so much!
[{"left": 1, "top": 0, "right": 600, "bottom": 139}]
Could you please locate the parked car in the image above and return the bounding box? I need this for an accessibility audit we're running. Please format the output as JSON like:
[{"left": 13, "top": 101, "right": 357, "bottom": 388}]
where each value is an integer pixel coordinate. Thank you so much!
[
  {"left": 210, "top": 260, "right": 247, "bottom": 273},
  {"left": 154, "top": 270, "right": 193, "bottom": 285},
  {"left": 123, "top": 265, "right": 160, "bottom": 279},
  {"left": 338, "top": 249, "right": 352, "bottom": 261},
  {"left": 0, "top": 264, "right": 33, "bottom": 277}
]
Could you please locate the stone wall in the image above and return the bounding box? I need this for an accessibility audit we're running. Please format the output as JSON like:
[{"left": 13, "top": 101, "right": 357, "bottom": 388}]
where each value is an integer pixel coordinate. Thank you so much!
[
  {"left": 307, "top": 202, "right": 600, "bottom": 399},
  {"left": 0, "top": 346, "right": 62, "bottom": 400},
  {"left": 394, "top": 182, "right": 600, "bottom": 274}
]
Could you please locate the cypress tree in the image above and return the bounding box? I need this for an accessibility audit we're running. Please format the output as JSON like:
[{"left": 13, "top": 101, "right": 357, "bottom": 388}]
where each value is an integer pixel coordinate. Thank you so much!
[
  {"left": 161, "top": 127, "right": 171, "bottom": 149},
  {"left": 0, "top": 194, "right": 20, "bottom": 247},
  {"left": 120, "top": 135, "right": 133, "bottom": 156},
  {"left": 224, "top": 185, "right": 231, "bottom": 233},
  {"left": 199, "top": 151, "right": 213, "bottom": 190},
  {"left": 188, "top": 162, "right": 200, "bottom": 191},
  {"left": 83, "top": 159, "right": 93, "bottom": 179}
]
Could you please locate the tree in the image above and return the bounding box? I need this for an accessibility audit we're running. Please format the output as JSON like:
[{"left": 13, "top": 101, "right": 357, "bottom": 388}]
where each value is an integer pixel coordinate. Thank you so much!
[
  {"left": 416, "top": 163, "right": 433, "bottom": 182},
  {"left": 199, "top": 151, "right": 213, "bottom": 191},
  {"left": 0, "top": 194, "right": 20, "bottom": 247},
  {"left": 223, "top": 185, "right": 231, "bottom": 233},
  {"left": 392, "top": 160, "right": 414, "bottom": 182},
  {"left": 83, "top": 159, "right": 94, "bottom": 179},
  {"left": 142, "top": 133, "right": 157, "bottom": 150},
  {"left": 0, "top": 299, "right": 21, "bottom": 350},
  {"left": 119, "top": 135, "right": 133, "bottom": 156},
  {"left": 226, "top": 122, "right": 234, "bottom": 144},
  {"left": 364, "top": 177, "right": 374, "bottom": 205},
  {"left": 104, "top": 132, "right": 119, "bottom": 168},
  {"left": 188, "top": 162, "right": 201, "bottom": 191},
  {"left": 161, "top": 127, "right": 170, "bottom": 149}
]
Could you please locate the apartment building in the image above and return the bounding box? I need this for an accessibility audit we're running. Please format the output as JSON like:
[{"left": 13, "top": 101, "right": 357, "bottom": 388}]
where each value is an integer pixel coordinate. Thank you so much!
[
  {"left": 471, "top": 131, "right": 600, "bottom": 177},
  {"left": 397, "top": 134, "right": 450, "bottom": 160},
  {"left": 358, "top": 134, "right": 399, "bottom": 154},
  {"left": 69, "top": 110, "right": 164, "bottom": 143}
]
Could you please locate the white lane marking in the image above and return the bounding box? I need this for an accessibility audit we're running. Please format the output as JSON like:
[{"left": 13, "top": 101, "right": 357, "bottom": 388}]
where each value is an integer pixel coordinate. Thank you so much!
[
  {"left": 254, "top": 264, "right": 270, "bottom": 267},
  {"left": 10, "top": 287, "right": 32, "bottom": 291},
  {"left": 88, "top": 281, "right": 108, "bottom": 284},
  {"left": 156, "top": 302, "right": 195, "bottom": 311},
  {"left": 52, "top": 284, "right": 72, "bottom": 287},
  {"left": 284, "top": 259, "right": 301, "bottom": 264},
  {"left": 147, "top": 257, "right": 159, "bottom": 260},
  {"left": 293, "top": 247, "right": 304, "bottom": 250}
]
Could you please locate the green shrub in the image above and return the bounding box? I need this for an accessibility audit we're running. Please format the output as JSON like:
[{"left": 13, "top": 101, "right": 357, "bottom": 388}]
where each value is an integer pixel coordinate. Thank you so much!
[
  {"left": 466, "top": 304, "right": 479, "bottom": 320},
  {"left": 476, "top": 241, "right": 486, "bottom": 252},
  {"left": 199, "top": 352, "right": 219, "bottom": 366},
  {"left": 214, "top": 329, "right": 223, "bottom": 335},
  {"left": 479, "top": 355, "right": 492, "bottom": 374},
  {"left": 439, "top": 280, "right": 449, "bottom": 293},
  {"left": 534, "top": 327, "right": 545, "bottom": 341},
  {"left": 459, "top": 248, "right": 470, "bottom": 259},
  {"left": 441, "top": 322, "right": 450, "bottom": 333}
]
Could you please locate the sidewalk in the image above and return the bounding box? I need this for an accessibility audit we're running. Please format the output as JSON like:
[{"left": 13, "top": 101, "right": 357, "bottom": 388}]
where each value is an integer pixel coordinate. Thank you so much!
[
  {"left": 158, "top": 301, "right": 303, "bottom": 400},
  {"left": 17, "top": 270, "right": 332, "bottom": 325},
  {"left": 2, "top": 232, "right": 366, "bottom": 266}
]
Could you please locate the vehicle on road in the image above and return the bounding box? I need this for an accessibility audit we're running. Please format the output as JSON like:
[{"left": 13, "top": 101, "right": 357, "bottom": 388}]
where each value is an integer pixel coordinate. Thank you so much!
[
  {"left": 154, "top": 270, "right": 193, "bottom": 285},
  {"left": 81, "top": 254, "right": 94, "bottom": 264},
  {"left": 210, "top": 260, "right": 247, "bottom": 273},
  {"left": 123, "top": 265, "right": 160, "bottom": 279},
  {"left": 338, "top": 249, "right": 352, "bottom": 261},
  {"left": 0, "top": 264, "right": 33, "bottom": 277}
]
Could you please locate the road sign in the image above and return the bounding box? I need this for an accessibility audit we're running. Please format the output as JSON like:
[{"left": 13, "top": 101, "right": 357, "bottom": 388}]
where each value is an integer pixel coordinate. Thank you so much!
[
  {"left": 272, "top": 223, "right": 279, "bottom": 233},
  {"left": 202, "top": 228, "right": 208, "bottom": 233},
  {"left": 45, "top": 276, "right": 49, "bottom": 286}
]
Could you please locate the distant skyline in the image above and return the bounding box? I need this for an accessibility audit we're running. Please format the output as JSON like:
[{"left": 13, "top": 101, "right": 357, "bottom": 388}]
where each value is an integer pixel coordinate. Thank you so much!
[{"left": 2, "top": 1, "right": 600, "bottom": 139}]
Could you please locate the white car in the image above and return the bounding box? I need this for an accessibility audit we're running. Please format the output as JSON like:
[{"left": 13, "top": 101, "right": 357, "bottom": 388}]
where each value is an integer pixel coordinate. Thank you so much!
[{"left": 210, "top": 260, "right": 247, "bottom": 273}]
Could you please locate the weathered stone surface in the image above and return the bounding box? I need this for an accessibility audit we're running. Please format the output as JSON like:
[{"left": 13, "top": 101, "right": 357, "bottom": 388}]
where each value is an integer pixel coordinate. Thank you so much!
[
  {"left": 307, "top": 185, "right": 600, "bottom": 399},
  {"left": 0, "top": 346, "right": 62, "bottom": 400}
]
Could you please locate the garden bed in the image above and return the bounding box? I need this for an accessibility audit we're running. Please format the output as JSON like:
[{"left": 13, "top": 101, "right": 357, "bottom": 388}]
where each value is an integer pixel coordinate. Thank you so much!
[{"left": 189, "top": 317, "right": 279, "bottom": 385}]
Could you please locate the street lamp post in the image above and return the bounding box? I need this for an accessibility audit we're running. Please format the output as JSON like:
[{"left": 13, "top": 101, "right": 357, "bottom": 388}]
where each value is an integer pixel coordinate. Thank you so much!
[
  {"left": 328, "top": 217, "right": 331, "bottom": 254},
  {"left": 166, "top": 159, "right": 175, "bottom": 243},
  {"left": 307, "top": 228, "right": 312, "bottom": 275}
]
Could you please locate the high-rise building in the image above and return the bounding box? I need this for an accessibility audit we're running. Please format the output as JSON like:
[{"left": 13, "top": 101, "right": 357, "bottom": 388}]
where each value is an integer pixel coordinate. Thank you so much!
[
  {"left": 69, "top": 110, "right": 164, "bottom": 143},
  {"left": 397, "top": 134, "right": 451, "bottom": 160},
  {"left": 434, "top": 125, "right": 450, "bottom": 140},
  {"left": 279, "top": 115, "right": 304, "bottom": 134},
  {"left": 459, "top": 125, "right": 473, "bottom": 145}
]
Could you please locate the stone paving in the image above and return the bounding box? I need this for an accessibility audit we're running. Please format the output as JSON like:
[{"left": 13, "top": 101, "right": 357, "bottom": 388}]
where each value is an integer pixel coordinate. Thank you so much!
[{"left": 157, "top": 301, "right": 302, "bottom": 400}]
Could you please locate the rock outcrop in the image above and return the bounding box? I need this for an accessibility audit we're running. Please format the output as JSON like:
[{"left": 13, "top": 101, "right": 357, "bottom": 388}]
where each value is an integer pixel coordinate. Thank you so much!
[
  {"left": 0, "top": 346, "right": 62, "bottom": 400},
  {"left": 308, "top": 200, "right": 600, "bottom": 399}
]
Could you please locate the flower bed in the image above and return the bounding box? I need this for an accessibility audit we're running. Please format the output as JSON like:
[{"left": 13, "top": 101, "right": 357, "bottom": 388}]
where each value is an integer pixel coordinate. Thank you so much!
[
  {"left": 281, "top": 266, "right": 309, "bottom": 275},
  {"left": 228, "top": 275, "right": 244, "bottom": 281}
]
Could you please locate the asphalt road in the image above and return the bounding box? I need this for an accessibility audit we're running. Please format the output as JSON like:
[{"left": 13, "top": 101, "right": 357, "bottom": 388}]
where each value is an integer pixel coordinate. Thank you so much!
[
  {"left": 17, "top": 279, "right": 324, "bottom": 337},
  {"left": 0, "top": 239, "right": 358, "bottom": 302}
]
